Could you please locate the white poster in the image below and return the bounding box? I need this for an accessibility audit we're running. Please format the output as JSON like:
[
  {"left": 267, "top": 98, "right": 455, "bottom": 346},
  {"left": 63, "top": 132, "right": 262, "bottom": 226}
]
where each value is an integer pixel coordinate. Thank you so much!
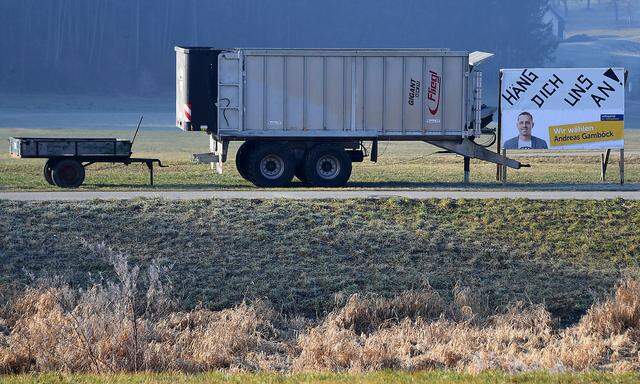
[{"left": 500, "top": 68, "right": 625, "bottom": 150}]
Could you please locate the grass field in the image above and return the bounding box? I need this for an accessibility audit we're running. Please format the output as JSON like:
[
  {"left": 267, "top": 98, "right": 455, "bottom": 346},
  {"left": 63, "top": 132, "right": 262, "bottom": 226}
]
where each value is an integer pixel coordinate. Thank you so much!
[
  {"left": 1, "top": 127, "right": 639, "bottom": 190},
  {"left": 3, "top": 371, "right": 640, "bottom": 384},
  {"left": 2, "top": 198, "right": 639, "bottom": 324},
  {"left": 2, "top": 202, "right": 640, "bottom": 375}
]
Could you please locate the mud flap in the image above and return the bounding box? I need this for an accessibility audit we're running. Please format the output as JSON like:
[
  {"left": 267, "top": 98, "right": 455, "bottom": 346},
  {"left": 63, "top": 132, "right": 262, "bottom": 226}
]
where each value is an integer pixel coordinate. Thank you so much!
[{"left": 426, "top": 139, "right": 523, "bottom": 169}]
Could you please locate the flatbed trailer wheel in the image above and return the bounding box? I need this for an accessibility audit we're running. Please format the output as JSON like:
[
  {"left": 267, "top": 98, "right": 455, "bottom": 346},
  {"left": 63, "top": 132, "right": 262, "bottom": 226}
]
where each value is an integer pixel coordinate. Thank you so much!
[
  {"left": 51, "top": 159, "right": 85, "bottom": 188},
  {"left": 43, "top": 160, "right": 55, "bottom": 186},
  {"left": 304, "top": 144, "right": 352, "bottom": 187},
  {"left": 245, "top": 143, "right": 295, "bottom": 187}
]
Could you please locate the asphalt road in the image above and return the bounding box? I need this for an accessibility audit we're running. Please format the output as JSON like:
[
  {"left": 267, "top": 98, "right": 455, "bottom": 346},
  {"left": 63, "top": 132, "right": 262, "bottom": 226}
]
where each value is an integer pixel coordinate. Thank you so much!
[{"left": 1, "top": 190, "right": 640, "bottom": 201}]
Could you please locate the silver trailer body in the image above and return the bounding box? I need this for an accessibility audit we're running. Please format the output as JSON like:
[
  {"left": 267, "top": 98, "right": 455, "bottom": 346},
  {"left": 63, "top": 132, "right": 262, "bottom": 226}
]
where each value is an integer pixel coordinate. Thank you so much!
[
  {"left": 215, "top": 49, "right": 472, "bottom": 139},
  {"left": 175, "top": 47, "right": 521, "bottom": 187}
]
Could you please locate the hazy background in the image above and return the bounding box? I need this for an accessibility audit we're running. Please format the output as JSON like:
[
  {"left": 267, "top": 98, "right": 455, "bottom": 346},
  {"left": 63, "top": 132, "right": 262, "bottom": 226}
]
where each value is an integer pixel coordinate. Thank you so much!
[{"left": 0, "top": 0, "right": 638, "bottom": 129}]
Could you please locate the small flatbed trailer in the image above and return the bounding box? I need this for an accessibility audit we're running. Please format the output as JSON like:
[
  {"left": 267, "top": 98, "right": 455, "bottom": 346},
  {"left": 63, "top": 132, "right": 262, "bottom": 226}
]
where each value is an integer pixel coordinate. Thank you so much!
[{"left": 9, "top": 119, "right": 165, "bottom": 188}]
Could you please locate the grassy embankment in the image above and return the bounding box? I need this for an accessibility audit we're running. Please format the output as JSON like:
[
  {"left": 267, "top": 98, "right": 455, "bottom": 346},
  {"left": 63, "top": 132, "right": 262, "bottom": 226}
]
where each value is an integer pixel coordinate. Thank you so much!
[
  {"left": 1, "top": 128, "right": 638, "bottom": 190},
  {"left": 1, "top": 168, "right": 640, "bottom": 377},
  {"left": 2, "top": 198, "right": 639, "bottom": 323}
]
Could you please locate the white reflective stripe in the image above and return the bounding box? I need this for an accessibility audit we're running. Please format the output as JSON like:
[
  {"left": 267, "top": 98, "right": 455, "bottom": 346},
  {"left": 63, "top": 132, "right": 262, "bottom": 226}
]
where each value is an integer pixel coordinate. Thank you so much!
[{"left": 184, "top": 104, "right": 192, "bottom": 121}]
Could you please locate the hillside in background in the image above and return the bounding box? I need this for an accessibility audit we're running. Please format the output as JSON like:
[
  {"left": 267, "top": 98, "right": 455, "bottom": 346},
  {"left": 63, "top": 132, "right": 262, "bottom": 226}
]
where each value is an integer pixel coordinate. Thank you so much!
[
  {"left": 552, "top": 0, "right": 640, "bottom": 123},
  {"left": 0, "top": 0, "right": 555, "bottom": 95},
  {"left": 1, "top": 0, "right": 639, "bottom": 127}
]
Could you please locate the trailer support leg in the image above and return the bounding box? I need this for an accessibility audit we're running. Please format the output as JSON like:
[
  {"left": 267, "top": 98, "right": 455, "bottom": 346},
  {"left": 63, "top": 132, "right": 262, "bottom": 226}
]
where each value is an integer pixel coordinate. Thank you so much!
[
  {"left": 463, "top": 156, "right": 470, "bottom": 184},
  {"left": 146, "top": 161, "right": 154, "bottom": 186},
  {"left": 371, "top": 140, "right": 378, "bottom": 163}
]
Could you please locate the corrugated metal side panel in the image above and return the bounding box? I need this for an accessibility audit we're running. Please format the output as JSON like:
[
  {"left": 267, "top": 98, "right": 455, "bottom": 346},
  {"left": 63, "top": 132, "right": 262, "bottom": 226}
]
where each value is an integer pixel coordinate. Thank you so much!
[
  {"left": 443, "top": 56, "right": 465, "bottom": 135},
  {"left": 325, "top": 57, "right": 345, "bottom": 131},
  {"left": 383, "top": 57, "right": 403, "bottom": 133},
  {"left": 285, "top": 57, "right": 304, "bottom": 131},
  {"left": 230, "top": 50, "right": 468, "bottom": 137}
]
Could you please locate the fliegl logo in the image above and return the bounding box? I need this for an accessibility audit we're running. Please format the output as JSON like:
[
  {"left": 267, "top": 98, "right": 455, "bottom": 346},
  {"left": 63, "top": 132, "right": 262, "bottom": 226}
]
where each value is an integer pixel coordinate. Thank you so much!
[{"left": 427, "top": 70, "right": 441, "bottom": 115}]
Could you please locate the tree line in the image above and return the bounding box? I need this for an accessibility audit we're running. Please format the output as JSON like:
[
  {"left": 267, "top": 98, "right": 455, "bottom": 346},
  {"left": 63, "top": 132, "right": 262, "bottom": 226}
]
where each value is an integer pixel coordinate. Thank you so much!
[
  {"left": 0, "top": 0, "right": 558, "bottom": 94},
  {"left": 553, "top": 0, "right": 640, "bottom": 21}
]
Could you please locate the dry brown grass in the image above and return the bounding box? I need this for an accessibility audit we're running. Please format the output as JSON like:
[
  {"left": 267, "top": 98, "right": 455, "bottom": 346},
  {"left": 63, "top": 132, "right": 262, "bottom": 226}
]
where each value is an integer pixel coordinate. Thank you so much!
[{"left": 2, "top": 252, "right": 640, "bottom": 375}]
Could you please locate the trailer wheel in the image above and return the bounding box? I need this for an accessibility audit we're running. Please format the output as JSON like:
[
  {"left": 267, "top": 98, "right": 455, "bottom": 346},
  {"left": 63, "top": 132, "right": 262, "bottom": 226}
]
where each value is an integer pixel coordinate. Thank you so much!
[
  {"left": 235, "top": 141, "right": 256, "bottom": 182},
  {"left": 245, "top": 143, "right": 295, "bottom": 187},
  {"left": 304, "top": 144, "right": 352, "bottom": 187},
  {"left": 52, "top": 159, "right": 85, "bottom": 188},
  {"left": 43, "top": 160, "right": 55, "bottom": 186}
]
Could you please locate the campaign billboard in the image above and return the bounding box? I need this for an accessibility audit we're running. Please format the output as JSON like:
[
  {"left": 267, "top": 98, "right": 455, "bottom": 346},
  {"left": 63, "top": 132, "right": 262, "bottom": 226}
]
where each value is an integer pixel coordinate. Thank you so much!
[{"left": 500, "top": 68, "right": 625, "bottom": 150}]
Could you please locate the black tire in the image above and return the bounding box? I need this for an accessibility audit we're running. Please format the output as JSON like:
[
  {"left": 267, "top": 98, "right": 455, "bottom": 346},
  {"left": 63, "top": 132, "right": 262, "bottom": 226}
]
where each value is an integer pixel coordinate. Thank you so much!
[
  {"left": 304, "top": 144, "right": 352, "bottom": 187},
  {"left": 52, "top": 159, "right": 85, "bottom": 188},
  {"left": 245, "top": 143, "right": 295, "bottom": 188},
  {"left": 235, "top": 141, "right": 255, "bottom": 182},
  {"left": 43, "top": 160, "right": 55, "bottom": 186}
]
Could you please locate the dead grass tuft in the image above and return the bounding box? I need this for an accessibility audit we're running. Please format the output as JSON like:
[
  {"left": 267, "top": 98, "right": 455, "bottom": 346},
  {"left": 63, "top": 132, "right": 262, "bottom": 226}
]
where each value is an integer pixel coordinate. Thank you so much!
[
  {"left": 3, "top": 259, "right": 640, "bottom": 374},
  {"left": 331, "top": 289, "right": 444, "bottom": 335},
  {"left": 575, "top": 278, "right": 640, "bottom": 338}
]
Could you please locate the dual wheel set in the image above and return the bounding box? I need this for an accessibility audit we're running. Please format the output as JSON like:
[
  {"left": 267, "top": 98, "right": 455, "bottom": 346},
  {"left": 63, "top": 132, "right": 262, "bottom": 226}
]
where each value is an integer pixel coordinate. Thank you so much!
[
  {"left": 43, "top": 159, "right": 86, "bottom": 188},
  {"left": 235, "top": 141, "right": 356, "bottom": 187}
]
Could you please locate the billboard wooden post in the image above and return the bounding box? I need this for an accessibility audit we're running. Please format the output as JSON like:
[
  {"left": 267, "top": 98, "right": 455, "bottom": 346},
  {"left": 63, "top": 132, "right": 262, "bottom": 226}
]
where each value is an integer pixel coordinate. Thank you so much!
[
  {"left": 601, "top": 149, "right": 611, "bottom": 182},
  {"left": 496, "top": 71, "right": 503, "bottom": 182},
  {"left": 620, "top": 149, "right": 625, "bottom": 185},
  {"left": 501, "top": 148, "right": 507, "bottom": 183}
]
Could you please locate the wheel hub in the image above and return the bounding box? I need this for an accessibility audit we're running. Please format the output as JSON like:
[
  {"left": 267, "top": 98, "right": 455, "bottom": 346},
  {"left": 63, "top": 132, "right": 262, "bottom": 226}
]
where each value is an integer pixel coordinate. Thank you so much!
[
  {"left": 260, "top": 154, "right": 285, "bottom": 179},
  {"left": 316, "top": 155, "right": 340, "bottom": 179},
  {"left": 59, "top": 165, "right": 77, "bottom": 182}
]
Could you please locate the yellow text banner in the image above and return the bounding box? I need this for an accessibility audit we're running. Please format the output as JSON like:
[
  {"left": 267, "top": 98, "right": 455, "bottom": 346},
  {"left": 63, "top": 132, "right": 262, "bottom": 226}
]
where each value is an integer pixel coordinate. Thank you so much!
[{"left": 548, "top": 121, "right": 624, "bottom": 147}]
